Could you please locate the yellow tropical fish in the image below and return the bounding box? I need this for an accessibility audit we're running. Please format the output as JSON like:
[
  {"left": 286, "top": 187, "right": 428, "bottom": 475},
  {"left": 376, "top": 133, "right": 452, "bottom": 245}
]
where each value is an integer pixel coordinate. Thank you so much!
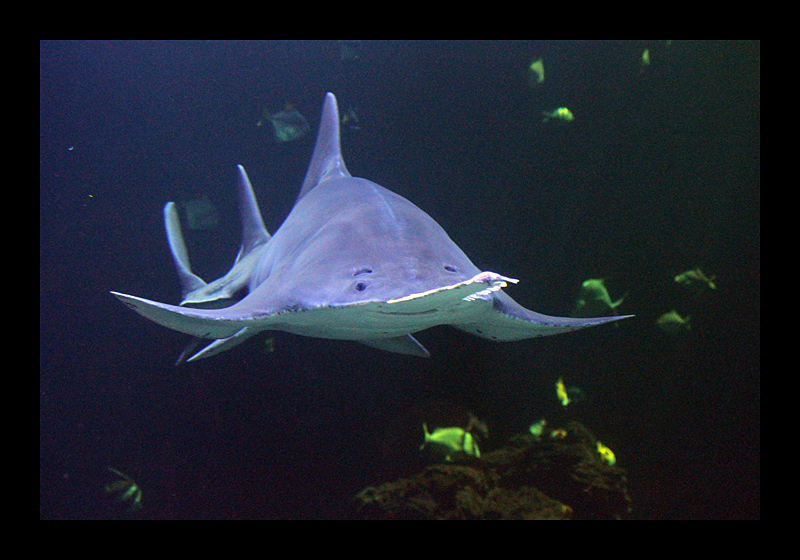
[
  {"left": 556, "top": 377, "right": 570, "bottom": 407},
  {"left": 573, "top": 278, "right": 626, "bottom": 318},
  {"left": 528, "top": 57, "right": 545, "bottom": 86},
  {"left": 675, "top": 267, "right": 717, "bottom": 293},
  {"left": 257, "top": 103, "right": 310, "bottom": 142},
  {"left": 542, "top": 107, "right": 574, "bottom": 123},
  {"left": 656, "top": 310, "right": 691, "bottom": 334},
  {"left": 529, "top": 418, "right": 547, "bottom": 437},
  {"left": 640, "top": 48, "right": 651, "bottom": 73},
  {"left": 105, "top": 467, "right": 142, "bottom": 510},
  {"left": 420, "top": 423, "right": 480, "bottom": 461},
  {"left": 596, "top": 441, "right": 616, "bottom": 466}
]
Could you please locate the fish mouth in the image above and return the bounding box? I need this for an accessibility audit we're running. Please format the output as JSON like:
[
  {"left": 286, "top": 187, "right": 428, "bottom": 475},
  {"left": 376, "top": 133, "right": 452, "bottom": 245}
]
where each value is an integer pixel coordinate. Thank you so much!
[{"left": 376, "top": 308, "right": 438, "bottom": 316}]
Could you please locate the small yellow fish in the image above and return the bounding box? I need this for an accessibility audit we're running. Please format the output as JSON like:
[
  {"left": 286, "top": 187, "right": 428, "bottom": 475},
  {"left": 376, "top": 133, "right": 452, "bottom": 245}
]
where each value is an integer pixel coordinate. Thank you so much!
[
  {"left": 675, "top": 267, "right": 717, "bottom": 292},
  {"left": 420, "top": 423, "right": 480, "bottom": 461},
  {"left": 341, "top": 106, "right": 360, "bottom": 131},
  {"left": 573, "top": 278, "right": 626, "bottom": 318},
  {"left": 528, "top": 57, "right": 545, "bottom": 86},
  {"left": 529, "top": 418, "right": 547, "bottom": 437},
  {"left": 656, "top": 310, "right": 691, "bottom": 334},
  {"left": 542, "top": 107, "right": 574, "bottom": 123},
  {"left": 556, "top": 377, "right": 570, "bottom": 407},
  {"left": 257, "top": 103, "right": 310, "bottom": 142},
  {"left": 640, "top": 48, "right": 651, "bottom": 73},
  {"left": 105, "top": 467, "right": 142, "bottom": 510},
  {"left": 596, "top": 441, "right": 616, "bottom": 466},
  {"left": 550, "top": 428, "right": 568, "bottom": 440}
]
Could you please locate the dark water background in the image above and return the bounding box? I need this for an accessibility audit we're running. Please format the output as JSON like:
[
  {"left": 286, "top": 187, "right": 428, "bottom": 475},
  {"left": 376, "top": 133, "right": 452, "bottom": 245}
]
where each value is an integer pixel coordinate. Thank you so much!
[{"left": 40, "top": 40, "right": 759, "bottom": 519}]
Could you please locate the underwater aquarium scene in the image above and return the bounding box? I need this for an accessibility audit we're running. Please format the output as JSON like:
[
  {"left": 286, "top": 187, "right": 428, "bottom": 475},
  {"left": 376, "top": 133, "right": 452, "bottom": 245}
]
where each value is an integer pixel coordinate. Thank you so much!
[{"left": 40, "top": 40, "right": 759, "bottom": 520}]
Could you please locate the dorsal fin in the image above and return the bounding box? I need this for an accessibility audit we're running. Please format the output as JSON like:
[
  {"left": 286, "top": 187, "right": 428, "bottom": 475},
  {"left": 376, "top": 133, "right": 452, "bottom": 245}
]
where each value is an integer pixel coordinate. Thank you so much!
[
  {"left": 296, "top": 93, "right": 350, "bottom": 201},
  {"left": 235, "top": 164, "right": 270, "bottom": 262}
]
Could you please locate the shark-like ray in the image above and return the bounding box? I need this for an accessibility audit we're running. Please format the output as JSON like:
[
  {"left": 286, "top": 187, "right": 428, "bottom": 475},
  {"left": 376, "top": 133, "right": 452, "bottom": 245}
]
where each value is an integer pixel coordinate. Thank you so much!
[{"left": 112, "top": 93, "right": 631, "bottom": 361}]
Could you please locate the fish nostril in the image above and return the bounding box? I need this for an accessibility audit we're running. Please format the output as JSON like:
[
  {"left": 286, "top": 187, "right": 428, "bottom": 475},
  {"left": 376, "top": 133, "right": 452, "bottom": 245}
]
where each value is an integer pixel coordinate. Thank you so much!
[
  {"left": 444, "top": 265, "right": 457, "bottom": 273},
  {"left": 353, "top": 267, "right": 373, "bottom": 276}
]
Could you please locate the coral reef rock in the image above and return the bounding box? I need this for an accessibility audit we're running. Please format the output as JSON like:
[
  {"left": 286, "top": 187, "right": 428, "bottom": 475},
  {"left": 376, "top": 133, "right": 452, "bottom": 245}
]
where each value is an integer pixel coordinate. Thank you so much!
[{"left": 351, "top": 421, "right": 632, "bottom": 520}]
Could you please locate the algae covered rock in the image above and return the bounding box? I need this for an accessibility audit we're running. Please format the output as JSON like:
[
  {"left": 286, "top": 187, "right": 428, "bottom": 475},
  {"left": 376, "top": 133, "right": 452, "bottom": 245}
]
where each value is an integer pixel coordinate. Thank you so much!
[{"left": 352, "top": 421, "right": 631, "bottom": 520}]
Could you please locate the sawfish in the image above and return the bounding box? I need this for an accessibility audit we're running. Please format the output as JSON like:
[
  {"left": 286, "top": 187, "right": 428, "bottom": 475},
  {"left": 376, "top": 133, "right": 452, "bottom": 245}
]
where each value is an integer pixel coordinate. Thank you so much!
[{"left": 112, "top": 93, "right": 631, "bottom": 361}]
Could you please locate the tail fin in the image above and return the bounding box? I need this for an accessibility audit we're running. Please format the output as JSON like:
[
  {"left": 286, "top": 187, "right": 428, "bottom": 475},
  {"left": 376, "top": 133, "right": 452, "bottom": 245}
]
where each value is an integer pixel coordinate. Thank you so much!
[
  {"left": 163, "top": 202, "right": 207, "bottom": 298},
  {"left": 610, "top": 292, "right": 628, "bottom": 310},
  {"left": 165, "top": 166, "right": 271, "bottom": 306},
  {"left": 419, "top": 423, "right": 431, "bottom": 450}
]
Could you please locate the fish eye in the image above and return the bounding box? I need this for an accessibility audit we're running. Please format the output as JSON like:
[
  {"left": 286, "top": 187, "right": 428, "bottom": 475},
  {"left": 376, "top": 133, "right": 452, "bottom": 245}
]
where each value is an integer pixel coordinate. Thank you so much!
[
  {"left": 355, "top": 282, "right": 367, "bottom": 291},
  {"left": 443, "top": 265, "right": 458, "bottom": 273}
]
